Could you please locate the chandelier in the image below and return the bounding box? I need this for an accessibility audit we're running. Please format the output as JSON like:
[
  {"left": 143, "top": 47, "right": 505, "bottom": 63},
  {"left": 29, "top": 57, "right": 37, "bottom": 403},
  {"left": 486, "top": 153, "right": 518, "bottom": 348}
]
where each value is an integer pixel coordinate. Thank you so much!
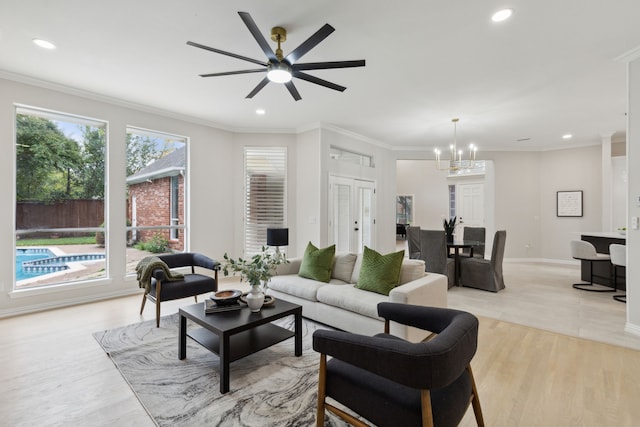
[{"left": 434, "top": 118, "right": 481, "bottom": 174}]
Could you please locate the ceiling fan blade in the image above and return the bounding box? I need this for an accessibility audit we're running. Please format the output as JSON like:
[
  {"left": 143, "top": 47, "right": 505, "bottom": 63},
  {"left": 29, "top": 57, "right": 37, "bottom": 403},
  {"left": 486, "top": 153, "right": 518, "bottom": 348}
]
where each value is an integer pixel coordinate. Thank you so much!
[
  {"left": 285, "top": 23, "right": 335, "bottom": 65},
  {"left": 284, "top": 81, "right": 302, "bottom": 101},
  {"left": 246, "top": 77, "right": 270, "bottom": 99},
  {"left": 187, "top": 41, "right": 267, "bottom": 67},
  {"left": 199, "top": 69, "right": 265, "bottom": 78},
  {"left": 293, "top": 60, "right": 366, "bottom": 71},
  {"left": 294, "top": 71, "right": 346, "bottom": 92},
  {"left": 238, "top": 12, "right": 278, "bottom": 63}
]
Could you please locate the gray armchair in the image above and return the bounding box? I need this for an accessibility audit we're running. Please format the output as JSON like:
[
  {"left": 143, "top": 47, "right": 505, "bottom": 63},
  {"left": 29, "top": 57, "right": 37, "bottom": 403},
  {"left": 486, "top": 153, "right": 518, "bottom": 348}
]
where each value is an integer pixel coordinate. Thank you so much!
[
  {"left": 139, "top": 252, "right": 220, "bottom": 327},
  {"left": 313, "top": 303, "right": 484, "bottom": 427},
  {"left": 419, "top": 229, "right": 455, "bottom": 288},
  {"left": 459, "top": 230, "right": 506, "bottom": 292}
]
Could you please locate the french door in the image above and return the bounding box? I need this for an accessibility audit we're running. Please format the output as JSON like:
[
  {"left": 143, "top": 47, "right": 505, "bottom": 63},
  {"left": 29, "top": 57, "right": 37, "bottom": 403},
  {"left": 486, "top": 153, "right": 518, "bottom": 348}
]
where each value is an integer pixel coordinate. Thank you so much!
[{"left": 328, "top": 176, "right": 376, "bottom": 253}]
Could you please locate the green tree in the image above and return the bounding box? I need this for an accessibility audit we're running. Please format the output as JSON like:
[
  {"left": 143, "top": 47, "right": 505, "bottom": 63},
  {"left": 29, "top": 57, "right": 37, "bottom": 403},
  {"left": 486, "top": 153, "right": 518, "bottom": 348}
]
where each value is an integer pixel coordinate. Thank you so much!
[
  {"left": 126, "top": 133, "right": 173, "bottom": 176},
  {"left": 78, "top": 126, "right": 106, "bottom": 199},
  {"left": 16, "top": 115, "right": 83, "bottom": 201}
]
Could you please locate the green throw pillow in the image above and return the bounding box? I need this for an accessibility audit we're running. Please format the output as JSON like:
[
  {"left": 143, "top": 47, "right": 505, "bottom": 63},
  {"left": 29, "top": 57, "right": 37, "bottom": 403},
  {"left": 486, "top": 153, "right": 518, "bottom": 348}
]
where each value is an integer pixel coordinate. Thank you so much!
[
  {"left": 298, "top": 242, "right": 336, "bottom": 282},
  {"left": 355, "top": 246, "right": 405, "bottom": 295}
]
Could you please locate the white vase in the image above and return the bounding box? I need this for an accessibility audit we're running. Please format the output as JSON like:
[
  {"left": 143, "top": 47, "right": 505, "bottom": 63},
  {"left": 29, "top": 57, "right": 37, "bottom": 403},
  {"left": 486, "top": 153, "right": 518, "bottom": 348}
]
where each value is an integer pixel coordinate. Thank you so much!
[{"left": 246, "top": 284, "right": 264, "bottom": 312}]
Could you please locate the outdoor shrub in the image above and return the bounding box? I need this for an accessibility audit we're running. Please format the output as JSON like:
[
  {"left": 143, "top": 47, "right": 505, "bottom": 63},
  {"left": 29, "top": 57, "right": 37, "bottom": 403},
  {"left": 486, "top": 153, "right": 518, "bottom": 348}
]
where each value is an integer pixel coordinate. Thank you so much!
[{"left": 136, "top": 233, "right": 169, "bottom": 253}]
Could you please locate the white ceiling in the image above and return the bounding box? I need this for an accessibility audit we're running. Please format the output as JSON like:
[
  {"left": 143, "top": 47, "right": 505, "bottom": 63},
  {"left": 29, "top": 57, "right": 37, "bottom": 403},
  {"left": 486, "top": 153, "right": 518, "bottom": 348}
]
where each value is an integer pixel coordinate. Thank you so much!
[{"left": 1, "top": 0, "right": 639, "bottom": 151}]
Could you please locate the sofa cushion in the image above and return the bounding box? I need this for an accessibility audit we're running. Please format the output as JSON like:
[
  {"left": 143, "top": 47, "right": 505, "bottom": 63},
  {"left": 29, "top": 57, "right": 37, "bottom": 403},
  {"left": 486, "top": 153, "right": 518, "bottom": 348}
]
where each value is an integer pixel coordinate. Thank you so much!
[
  {"left": 317, "top": 284, "right": 388, "bottom": 320},
  {"left": 268, "top": 275, "right": 327, "bottom": 302},
  {"left": 399, "top": 259, "right": 426, "bottom": 285},
  {"left": 355, "top": 247, "right": 405, "bottom": 296},
  {"left": 299, "top": 242, "right": 336, "bottom": 282},
  {"left": 332, "top": 253, "right": 357, "bottom": 282}
]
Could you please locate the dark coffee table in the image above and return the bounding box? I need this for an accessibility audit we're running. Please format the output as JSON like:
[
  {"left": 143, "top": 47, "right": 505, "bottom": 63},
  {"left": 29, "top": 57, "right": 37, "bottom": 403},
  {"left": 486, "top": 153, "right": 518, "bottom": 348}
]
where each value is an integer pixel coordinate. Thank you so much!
[{"left": 178, "top": 299, "right": 302, "bottom": 393}]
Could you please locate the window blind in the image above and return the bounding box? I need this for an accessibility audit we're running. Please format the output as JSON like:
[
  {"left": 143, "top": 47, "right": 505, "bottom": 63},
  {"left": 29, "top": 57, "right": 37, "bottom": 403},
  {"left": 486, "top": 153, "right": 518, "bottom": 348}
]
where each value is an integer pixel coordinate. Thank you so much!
[{"left": 244, "top": 147, "right": 287, "bottom": 255}]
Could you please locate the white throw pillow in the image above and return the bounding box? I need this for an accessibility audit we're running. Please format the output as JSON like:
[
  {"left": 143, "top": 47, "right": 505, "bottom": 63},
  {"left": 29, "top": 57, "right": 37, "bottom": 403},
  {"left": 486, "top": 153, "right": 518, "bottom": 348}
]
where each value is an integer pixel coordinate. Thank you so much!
[{"left": 331, "top": 253, "right": 357, "bottom": 283}]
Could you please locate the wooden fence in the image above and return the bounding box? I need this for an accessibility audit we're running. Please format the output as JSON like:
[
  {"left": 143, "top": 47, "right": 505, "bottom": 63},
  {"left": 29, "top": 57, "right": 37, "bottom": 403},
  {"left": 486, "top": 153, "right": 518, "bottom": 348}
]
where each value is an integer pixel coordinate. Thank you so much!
[{"left": 16, "top": 200, "right": 104, "bottom": 237}]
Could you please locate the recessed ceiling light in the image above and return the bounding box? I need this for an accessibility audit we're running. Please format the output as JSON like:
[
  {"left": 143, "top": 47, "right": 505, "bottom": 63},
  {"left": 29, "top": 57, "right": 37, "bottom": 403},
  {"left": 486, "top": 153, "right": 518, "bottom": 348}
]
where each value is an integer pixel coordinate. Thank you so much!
[
  {"left": 256, "top": 109, "right": 266, "bottom": 115},
  {"left": 562, "top": 134, "right": 573, "bottom": 139},
  {"left": 33, "top": 38, "right": 56, "bottom": 49},
  {"left": 491, "top": 9, "right": 513, "bottom": 22}
]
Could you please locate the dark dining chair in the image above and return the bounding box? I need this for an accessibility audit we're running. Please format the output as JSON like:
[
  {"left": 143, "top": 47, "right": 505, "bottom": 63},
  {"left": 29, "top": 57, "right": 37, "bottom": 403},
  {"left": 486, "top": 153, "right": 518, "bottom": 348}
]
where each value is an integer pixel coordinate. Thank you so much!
[
  {"left": 462, "top": 227, "right": 486, "bottom": 259},
  {"left": 313, "top": 303, "right": 485, "bottom": 427},
  {"left": 406, "top": 225, "right": 421, "bottom": 259},
  {"left": 459, "top": 230, "right": 506, "bottom": 292},
  {"left": 419, "top": 229, "right": 455, "bottom": 288}
]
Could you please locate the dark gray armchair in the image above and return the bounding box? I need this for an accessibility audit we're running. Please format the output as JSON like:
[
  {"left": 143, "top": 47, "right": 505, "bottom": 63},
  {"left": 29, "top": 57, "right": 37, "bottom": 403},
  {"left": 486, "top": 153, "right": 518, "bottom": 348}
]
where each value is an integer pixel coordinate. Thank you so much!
[
  {"left": 139, "top": 252, "right": 220, "bottom": 327},
  {"left": 419, "top": 229, "right": 455, "bottom": 288},
  {"left": 313, "top": 303, "right": 484, "bottom": 427},
  {"left": 459, "top": 230, "right": 506, "bottom": 292}
]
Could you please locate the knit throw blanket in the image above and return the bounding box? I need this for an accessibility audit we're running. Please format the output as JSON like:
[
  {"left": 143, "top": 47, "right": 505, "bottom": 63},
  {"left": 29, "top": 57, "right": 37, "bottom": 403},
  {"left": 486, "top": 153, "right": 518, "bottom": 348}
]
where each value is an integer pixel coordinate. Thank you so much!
[{"left": 136, "top": 256, "right": 184, "bottom": 293}]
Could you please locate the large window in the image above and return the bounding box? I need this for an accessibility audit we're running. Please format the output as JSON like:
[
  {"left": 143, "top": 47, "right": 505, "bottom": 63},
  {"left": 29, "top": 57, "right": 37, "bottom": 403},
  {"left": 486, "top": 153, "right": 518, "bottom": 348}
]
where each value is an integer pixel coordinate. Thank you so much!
[
  {"left": 15, "top": 106, "right": 107, "bottom": 289},
  {"left": 244, "top": 147, "right": 287, "bottom": 255},
  {"left": 125, "top": 128, "right": 187, "bottom": 274}
]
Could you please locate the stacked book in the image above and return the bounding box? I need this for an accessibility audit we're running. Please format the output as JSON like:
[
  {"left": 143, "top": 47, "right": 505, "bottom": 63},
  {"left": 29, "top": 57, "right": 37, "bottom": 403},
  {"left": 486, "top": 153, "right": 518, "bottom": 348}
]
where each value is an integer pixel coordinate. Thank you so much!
[{"left": 204, "top": 298, "right": 243, "bottom": 314}]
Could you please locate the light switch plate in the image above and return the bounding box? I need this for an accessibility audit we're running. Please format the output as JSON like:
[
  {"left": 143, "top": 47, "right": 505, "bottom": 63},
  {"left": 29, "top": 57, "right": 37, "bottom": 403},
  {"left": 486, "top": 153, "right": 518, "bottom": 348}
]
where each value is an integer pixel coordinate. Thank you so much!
[{"left": 632, "top": 216, "right": 639, "bottom": 230}]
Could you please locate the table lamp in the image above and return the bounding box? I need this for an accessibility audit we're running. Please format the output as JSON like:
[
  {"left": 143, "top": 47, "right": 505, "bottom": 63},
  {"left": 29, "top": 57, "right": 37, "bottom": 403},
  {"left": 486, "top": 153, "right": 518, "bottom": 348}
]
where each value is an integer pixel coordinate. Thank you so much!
[{"left": 267, "top": 227, "right": 289, "bottom": 261}]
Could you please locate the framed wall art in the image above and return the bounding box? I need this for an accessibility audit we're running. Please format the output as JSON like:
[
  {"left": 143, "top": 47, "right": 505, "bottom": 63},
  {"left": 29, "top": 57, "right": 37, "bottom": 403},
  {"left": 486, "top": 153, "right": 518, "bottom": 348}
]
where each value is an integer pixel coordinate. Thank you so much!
[{"left": 557, "top": 190, "right": 583, "bottom": 217}]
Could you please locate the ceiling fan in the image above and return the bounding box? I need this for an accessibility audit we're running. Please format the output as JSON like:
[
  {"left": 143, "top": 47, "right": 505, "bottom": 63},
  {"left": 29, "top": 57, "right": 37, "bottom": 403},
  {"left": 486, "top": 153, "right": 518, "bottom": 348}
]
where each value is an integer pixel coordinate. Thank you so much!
[{"left": 187, "top": 11, "right": 366, "bottom": 101}]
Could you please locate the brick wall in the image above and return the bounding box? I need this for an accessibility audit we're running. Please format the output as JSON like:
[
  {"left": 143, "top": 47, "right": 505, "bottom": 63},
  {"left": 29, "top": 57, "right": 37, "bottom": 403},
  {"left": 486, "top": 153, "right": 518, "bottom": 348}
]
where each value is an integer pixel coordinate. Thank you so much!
[{"left": 128, "top": 175, "right": 184, "bottom": 250}]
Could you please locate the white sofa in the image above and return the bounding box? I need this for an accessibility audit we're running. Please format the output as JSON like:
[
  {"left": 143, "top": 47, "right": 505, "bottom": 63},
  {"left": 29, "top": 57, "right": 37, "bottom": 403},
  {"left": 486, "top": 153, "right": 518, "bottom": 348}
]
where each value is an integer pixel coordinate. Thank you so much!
[{"left": 267, "top": 253, "right": 448, "bottom": 342}]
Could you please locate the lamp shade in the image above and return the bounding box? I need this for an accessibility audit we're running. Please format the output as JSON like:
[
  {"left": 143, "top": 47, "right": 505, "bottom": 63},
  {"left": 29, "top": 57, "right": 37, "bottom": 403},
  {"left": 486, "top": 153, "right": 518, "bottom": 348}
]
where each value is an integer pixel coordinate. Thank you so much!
[{"left": 267, "top": 228, "right": 289, "bottom": 247}]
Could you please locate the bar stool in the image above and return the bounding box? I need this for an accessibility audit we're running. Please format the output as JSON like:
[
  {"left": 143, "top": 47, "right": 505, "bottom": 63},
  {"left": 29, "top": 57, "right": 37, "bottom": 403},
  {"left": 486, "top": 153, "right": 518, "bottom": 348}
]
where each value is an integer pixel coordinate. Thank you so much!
[
  {"left": 571, "top": 240, "right": 614, "bottom": 292},
  {"left": 610, "top": 244, "right": 626, "bottom": 303}
]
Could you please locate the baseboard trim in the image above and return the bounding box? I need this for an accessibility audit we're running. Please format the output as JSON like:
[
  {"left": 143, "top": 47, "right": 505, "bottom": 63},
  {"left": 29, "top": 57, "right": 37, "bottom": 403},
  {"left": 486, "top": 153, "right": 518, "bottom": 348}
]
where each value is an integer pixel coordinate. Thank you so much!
[
  {"left": 625, "top": 322, "right": 640, "bottom": 337},
  {"left": 0, "top": 288, "right": 141, "bottom": 319},
  {"left": 504, "top": 258, "right": 578, "bottom": 266}
]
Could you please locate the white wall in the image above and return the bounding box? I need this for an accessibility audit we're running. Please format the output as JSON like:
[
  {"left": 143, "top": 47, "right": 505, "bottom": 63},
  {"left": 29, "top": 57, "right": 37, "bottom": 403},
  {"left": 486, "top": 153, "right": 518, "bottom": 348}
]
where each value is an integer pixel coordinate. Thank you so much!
[
  {"left": 622, "top": 49, "right": 640, "bottom": 334},
  {"left": 295, "top": 128, "right": 322, "bottom": 252},
  {"left": 0, "top": 77, "right": 235, "bottom": 316},
  {"left": 396, "top": 160, "right": 451, "bottom": 229},
  {"left": 538, "top": 146, "right": 602, "bottom": 260}
]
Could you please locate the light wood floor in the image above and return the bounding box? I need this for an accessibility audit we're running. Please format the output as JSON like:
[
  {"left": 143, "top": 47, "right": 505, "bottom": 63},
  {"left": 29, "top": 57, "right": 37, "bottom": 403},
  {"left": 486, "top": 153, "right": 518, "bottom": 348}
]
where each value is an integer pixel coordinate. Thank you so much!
[{"left": 1, "top": 262, "right": 639, "bottom": 426}]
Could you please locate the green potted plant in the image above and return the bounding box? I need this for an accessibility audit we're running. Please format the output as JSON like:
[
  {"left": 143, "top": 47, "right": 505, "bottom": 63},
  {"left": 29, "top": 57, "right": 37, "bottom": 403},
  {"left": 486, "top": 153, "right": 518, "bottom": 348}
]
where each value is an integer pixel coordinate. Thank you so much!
[
  {"left": 443, "top": 216, "right": 457, "bottom": 243},
  {"left": 222, "top": 246, "right": 288, "bottom": 312}
]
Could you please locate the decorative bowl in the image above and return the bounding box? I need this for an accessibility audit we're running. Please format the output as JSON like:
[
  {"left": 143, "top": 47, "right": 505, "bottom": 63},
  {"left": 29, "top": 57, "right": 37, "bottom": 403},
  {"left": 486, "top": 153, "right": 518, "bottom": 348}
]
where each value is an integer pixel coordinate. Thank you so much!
[{"left": 210, "top": 289, "right": 242, "bottom": 306}]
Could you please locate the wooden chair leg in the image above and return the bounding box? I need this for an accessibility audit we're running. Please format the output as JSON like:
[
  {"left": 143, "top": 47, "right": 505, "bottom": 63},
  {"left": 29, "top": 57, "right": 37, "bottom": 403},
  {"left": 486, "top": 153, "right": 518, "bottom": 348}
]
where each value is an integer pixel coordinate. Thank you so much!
[
  {"left": 194, "top": 295, "right": 198, "bottom": 303},
  {"left": 316, "top": 354, "right": 327, "bottom": 427},
  {"left": 139, "top": 293, "right": 147, "bottom": 314},
  {"left": 155, "top": 280, "right": 162, "bottom": 328},
  {"left": 467, "top": 365, "right": 485, "bottom": 427},
  {"left": 420, "top": 389, "right": 434, "bottom": 427}
]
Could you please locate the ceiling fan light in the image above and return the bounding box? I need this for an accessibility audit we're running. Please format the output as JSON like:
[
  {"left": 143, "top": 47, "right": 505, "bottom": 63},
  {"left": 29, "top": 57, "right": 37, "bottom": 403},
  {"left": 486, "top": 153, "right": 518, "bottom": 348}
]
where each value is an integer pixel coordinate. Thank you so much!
[{"left": 267, "top": 62, "right": 292, "bottom": 83}]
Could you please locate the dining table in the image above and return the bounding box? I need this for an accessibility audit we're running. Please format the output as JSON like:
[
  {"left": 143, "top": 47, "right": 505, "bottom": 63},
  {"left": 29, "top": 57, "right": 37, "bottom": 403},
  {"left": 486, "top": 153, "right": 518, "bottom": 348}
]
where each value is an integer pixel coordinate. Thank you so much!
[{"left": 446, "top": 240, "right": 483, "bottom": 286}]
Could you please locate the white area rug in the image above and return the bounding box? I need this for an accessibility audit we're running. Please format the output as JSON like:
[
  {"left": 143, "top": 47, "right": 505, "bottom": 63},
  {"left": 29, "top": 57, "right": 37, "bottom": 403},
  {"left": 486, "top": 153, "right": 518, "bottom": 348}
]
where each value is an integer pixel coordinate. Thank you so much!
[{"left": 93, "top": 313, "right": 347, "bottom": 426}]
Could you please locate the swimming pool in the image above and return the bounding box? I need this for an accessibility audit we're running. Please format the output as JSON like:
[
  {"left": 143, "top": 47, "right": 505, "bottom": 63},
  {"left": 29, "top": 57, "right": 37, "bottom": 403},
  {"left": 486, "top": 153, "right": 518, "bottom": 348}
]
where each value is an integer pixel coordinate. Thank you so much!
[
  {"left": 16, "top": 248, "right": 55, "bottom": 281},
  {"left": 16, "top": 248, "right": 106, "bottom": 282}
]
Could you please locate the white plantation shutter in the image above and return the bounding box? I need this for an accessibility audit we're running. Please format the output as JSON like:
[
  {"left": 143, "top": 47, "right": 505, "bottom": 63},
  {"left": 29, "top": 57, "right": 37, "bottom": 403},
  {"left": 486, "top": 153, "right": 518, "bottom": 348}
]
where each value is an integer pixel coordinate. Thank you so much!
[{"left": 244, "top": 147, "right": 287, "bottom": 255}]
